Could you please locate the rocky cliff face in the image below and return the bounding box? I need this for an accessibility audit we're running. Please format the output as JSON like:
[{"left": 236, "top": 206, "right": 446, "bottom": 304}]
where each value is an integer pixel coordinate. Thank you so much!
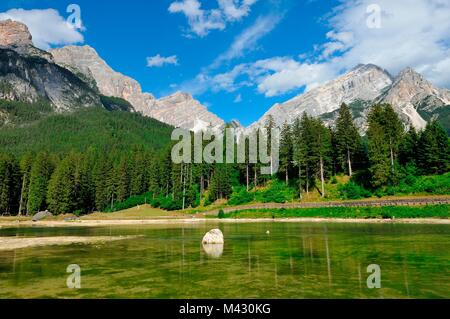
[
  {"left": 0, "top": 20, "right": 100, "bottom": 110},
  {"left": 379, "top": 68, "right": 450, "bottom": 129},
  {"left": 0, "top": 19, "right": 53, "bottom": 62},
  {"left": 51, "top": 45, "right": 154, "bottom": 112},
  {"left": 51, "top": 45, "right": 224, "bottom": 131},
  {"left": 155, "top": 92, "right": 224, "bottom": 131},
  {"left": 0, "top": 19, "right": 32, "bottom": 47}
]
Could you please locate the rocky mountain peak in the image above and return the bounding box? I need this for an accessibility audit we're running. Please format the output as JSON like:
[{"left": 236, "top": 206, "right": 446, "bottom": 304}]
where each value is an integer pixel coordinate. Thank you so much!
[
  {"left": 160, "top": 91, "right": 193, "bottom": 103},
  {"left": 380, "top": 67, "right": 450, "bottom": 129},
  {"left": 0, "top": 19, "right": 33, "bottom": 47},
  {"left": 250, "top": 63, "right": 393, "bottom": 131},
  {"left": 51, "top": 45, "right": 224, "bottom": 131}
]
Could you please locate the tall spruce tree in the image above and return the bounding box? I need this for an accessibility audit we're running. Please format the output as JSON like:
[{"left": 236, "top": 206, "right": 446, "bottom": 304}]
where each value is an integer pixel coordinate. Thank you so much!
[
  {"left": 18, "top": 153, "right": 34, "bottom": 215},
  {"left": 27, "top": 152, "right": 54, "bottom": 214},
  {"left": 47, "top": 155, "right": 76, "bottom": 214},
  {"left": 279, "top": 122, "right": 293, "bottom": 185},
  {"left": 367, "top": 105, "right": 392, "bottom": 187},
  {"left": 335, "top": 103, "right": 361, "bottom": 176},
  {"left": 0, "top": 154, "right": 21, "bottom": 215},
  {"left": 418, "top": 120, "right": 450, "bottom": 174}
]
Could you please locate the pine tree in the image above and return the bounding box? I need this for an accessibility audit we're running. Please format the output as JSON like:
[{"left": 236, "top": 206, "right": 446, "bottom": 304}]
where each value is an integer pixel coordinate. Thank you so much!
[
  {"left": 367, "top": 105, "right": 392, "bottom": 187},
  {"left": 399, "top": 127, "right": 419, "bottom": 166},
  {"left": 418, "top": 121, "right": 450, "bottom": 174},
  {"left": 292, "top": 118, "right": 305, "bottom": 199},
  {"left": 383, "top": 104, "right": 404, "bottom": 172},
  {"left": 27, "top": 152, "right": 54, "bottom": 213},
  {"left": 310, "top": 118, "right": 332, "bottom": 198},
  {"left": 116, "top": 157, "right": 130, "bottom": 202},
  {"left": 0, "top": 154, "right": 21, "bottom": 215},
  {"left": 18, "top": 152, "right": 34, "bottom": 216},
  {"left": 279, "top": 122, "right": 293, "bottom": 185},
  {"left": 47, "top": 155, "right": 76, "bottom": 214},
  {"left": 209, "top": 164, "right": 232, "bottom": 202},
  {"left": 335, "top": 103, "right": 361, "bottom": 176}
]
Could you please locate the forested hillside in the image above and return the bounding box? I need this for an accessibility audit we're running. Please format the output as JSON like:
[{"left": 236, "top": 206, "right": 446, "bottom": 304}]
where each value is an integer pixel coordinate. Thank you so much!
[
  {"left": 0, "top": 100, "right": 173, "bottom": 155},
  {"left": 0, "top": 101, "right": 449, "bottom": 216}
]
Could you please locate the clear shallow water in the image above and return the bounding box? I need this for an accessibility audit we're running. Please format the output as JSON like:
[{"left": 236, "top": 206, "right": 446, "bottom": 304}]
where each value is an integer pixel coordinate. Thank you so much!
[{"left": 0, "top": 222, "right": 449, "bottom": 299}]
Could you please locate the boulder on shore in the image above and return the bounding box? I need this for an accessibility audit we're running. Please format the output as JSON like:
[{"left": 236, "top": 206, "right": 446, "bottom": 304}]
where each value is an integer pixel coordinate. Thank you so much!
[
  {"left": 202, "top": 229, "right": 224, "bottom": 244},
  {"left": 32, "top": 210, "right": 53, "bottom": 222}
]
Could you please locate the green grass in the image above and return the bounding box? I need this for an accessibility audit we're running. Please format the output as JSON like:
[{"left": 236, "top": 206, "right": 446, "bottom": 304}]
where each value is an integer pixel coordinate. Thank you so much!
[{"left": 221, "top": 205, "right": 450, "bottom": 219}]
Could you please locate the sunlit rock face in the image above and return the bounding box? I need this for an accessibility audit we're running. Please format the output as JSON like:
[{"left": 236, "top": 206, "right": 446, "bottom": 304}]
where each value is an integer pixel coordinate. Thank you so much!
[
  {"left": 0, "top": 19, "right": 32, "bottom": 47},
  {"left": 51, "top": 46, "right": 224, "bottom": 131},
  {"left": 379, "top": 68, "right": 450, "bottom": 130}
]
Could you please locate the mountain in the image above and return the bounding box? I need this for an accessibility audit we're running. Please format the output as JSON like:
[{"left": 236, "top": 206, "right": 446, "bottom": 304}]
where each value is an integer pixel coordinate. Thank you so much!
[
  {"left": 51, "top": 45, "right": 224, "bottom": 131},
  {"left": 0, "top": 20, "right": 100, "bottom": 110},
  {"left": 379, "top": 67, "right": 450, "bottom": 133},
  {"left": 250, "top": 64, "right": 393, "bottom": 131},
  {"left": 250, "top": 64, "right": 450, "bottom": 133}
]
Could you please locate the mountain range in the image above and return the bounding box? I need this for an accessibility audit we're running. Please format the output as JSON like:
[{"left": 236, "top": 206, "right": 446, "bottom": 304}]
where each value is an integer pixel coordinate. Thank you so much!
[{"left": 1, "top": 19, "right": 449, "bottom": 134}]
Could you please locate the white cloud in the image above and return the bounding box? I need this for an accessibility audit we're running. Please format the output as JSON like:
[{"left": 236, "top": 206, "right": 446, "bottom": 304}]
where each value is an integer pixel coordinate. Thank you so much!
[
  {"left": 0, "top": 8, "right": 84, "bottom": 50},
  {"left": 233, "top": 94, "right": 242, "bottom": 103},
  {"left": 211, "top": 14, "right": 282, "bottom": 68},
  {"left": 218, "top": 0, "right": 257, "bottom": 21},
  {"left": 188, "top": 0, "right": 450, "bottom": 98},
  {"left": 146, "top": 54, "right": 179, "bottom": 67},
  {"left": 169, "top": 0, "right": 258, "bottom": 37},
  {"left": 318, "top": 0, "right": 450, "bottom": 87}
]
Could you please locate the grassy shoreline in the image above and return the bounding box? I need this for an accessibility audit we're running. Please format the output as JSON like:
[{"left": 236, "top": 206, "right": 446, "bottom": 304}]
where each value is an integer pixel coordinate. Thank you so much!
[{"left": 220, "top": 205, "right": 450, "bottom": 219}]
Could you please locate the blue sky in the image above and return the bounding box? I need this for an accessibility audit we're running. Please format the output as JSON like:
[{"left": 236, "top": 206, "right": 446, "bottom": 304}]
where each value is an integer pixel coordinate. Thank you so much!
[{"left": 1, "top": 0, "right": 449, "bottom": 126}]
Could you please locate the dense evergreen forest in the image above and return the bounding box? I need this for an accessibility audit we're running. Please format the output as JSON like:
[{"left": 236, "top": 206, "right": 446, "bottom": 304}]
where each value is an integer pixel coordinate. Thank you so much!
[{"left": 0, "top": 101, "right": 449, "bottom": 216}]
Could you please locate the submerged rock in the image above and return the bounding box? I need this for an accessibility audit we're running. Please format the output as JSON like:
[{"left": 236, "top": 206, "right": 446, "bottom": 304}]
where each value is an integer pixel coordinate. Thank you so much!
[
  {"left": 32, "top": 210, "right": 53, "bottom": 222},
  {"left": 202, "top": 229, "right": 224, "bottom": 244}
]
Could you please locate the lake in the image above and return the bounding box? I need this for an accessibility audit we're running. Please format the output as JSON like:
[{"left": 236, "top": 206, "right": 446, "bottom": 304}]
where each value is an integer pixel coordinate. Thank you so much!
[{"left": 0, "top": 222, "right": 449, "bottom": 299}]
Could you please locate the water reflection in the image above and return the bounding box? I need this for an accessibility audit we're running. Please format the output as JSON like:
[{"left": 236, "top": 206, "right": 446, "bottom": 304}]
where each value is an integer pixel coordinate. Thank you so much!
[{"left": 0, "top": 222, "right": 448, "bottom": 298}]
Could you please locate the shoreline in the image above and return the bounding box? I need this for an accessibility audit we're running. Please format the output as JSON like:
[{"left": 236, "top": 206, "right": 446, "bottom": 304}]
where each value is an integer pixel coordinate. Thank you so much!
[{"left": 0, "top": 217, "right": 449, "bottom": 229}]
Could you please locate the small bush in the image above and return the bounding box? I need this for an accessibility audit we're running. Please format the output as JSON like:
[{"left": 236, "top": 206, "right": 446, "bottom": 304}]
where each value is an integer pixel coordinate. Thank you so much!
[
  {"left": 228, "top": 187, "right": 254, "bottom": 205},
  {"left": 255, "top": 181, "right": 295, "bottom": 203},
  {"left": 338, "top": 182, "right": 371, "bottom": 200},
  {"left": 218, "top": 209, "right": 225, "bottom": 219}
]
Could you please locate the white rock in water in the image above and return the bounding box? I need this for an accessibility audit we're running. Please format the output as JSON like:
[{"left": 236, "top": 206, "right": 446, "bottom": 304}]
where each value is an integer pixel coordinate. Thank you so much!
[
  {"left": 202, "top": 229, "right": 224, "bottom": 244},
  {"left": 202, "top": 243, "right": 224, "bottom": 258}
]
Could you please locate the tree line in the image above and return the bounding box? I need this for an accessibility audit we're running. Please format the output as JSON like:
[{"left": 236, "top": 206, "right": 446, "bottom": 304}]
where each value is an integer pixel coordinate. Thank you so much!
[{"left": 0, "top": 103, "right": 449, "bottom": 215}]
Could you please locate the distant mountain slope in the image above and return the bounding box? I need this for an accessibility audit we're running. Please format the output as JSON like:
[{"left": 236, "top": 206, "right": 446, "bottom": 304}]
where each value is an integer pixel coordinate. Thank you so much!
[
  {"left": 51, "top": 45, "right": 224, "bottom": 131},
  {"left": 0, "top": 101, "right": 174, "bottom": 156}
]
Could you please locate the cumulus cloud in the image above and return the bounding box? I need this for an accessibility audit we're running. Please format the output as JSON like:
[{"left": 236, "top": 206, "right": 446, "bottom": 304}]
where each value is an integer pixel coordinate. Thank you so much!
[
  {"left": 177, "top": 0, "right": 450, "bottom": 98},
  {"left": 0, "top": 8, "right": 84, "bottom": 50},
  {"left": 319, "top": 0, "right": 450, "bottom": 87},
  {"left": 253, "top": 0, "right": 450, "bottom": 95},
  {"left": 146, "top": 54, "right": 179, "bottom": 67},
  {"left": 169, "top": 0, "right": 258, "bottom": 37}
]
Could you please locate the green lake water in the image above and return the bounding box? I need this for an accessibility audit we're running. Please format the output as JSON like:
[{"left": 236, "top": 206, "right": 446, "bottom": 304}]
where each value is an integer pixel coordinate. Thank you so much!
[{"left": 0, "top": 222, "right": 449, "bottom": 299}]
